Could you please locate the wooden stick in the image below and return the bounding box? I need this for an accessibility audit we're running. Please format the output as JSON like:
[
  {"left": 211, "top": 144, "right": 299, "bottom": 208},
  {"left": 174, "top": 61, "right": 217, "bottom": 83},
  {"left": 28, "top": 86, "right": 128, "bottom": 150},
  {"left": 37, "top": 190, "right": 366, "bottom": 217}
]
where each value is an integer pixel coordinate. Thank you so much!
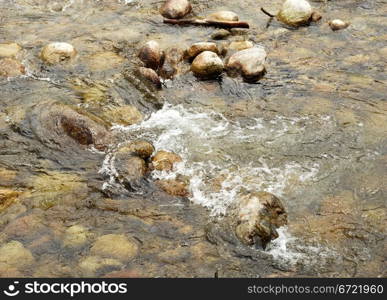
[
  {"left": 163, "top": 18, "right": 250, "bottom": 29},
  {"left": 260, "top": 7, "right": 275, "bottom": 18}
]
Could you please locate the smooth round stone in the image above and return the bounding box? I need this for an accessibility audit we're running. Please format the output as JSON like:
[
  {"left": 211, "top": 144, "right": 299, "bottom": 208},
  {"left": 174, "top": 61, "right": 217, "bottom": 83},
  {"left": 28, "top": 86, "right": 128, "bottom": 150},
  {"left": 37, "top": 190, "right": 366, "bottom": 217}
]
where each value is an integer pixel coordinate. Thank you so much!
[
  {"left": 137, "top": 67, "right": 162, "bottom": 89},
  {"left": 40, "top": 42, "right": 76, "bottom": 64},
  {"left": 191, "top": 51, "right": 224, "bottom": 79},
  {"left": 228, "top": 40, "right": 254, "bottom": 51},
  {"left": 138, "top": 40, "right": 165, "bottom": 71},
  {"left": 160, "top": 0, "right": 192, "bottom": 19},
  {"left": 0, "top": 240, "right": 35, "bottom": 269},
  {"left": 226, "top": 46, "right": 267, "bottom": 82},
  {"left": 329, "top": 19, "right": 350, "bottom": 31},
  {"left": 277, "top": 0, "right": 312, "bottom": 26},
  {"left": 206, "top": 11, "right": 239, "bottom": 22},
  {"left": 63, "top": 225, "right": 89, "bottom": 248},
  {"left": 151, "top": 150, "right": 182, "bottom": 171},
  {"left": 187, "top": 42, "right": 219, "bottom": 59}
]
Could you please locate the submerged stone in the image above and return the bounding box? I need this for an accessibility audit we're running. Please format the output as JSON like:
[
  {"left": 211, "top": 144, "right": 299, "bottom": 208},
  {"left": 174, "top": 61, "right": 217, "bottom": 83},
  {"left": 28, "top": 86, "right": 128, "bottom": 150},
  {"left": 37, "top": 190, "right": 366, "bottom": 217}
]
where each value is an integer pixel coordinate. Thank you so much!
[
  {"left": 117, "top": 140, "right": 155, "bottom": 160},
  {"left": 90, "top": 234, "right": 138, "bottom": 262},
  {"left": 0, "top": 58, "right": 25, "bottom": 77},
  {"left": 160, "top": 0, "right": 192, "bottom": 19},
  {"left": 156, "top": 178, "right": 189, "bottom": 197},
  {"left": 137, "top": 67, "right": 162, "bottom": 89},
  {"left": 0, "top": 241, "right": 35, "bottom": 269}
]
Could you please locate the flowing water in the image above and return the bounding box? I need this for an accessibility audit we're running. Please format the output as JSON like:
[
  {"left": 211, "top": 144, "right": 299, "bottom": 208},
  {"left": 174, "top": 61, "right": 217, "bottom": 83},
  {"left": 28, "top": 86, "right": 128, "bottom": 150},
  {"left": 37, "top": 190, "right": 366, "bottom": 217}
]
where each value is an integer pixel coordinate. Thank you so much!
[{"left": 0, "top": 0, "right": 386, "bottom": 277}]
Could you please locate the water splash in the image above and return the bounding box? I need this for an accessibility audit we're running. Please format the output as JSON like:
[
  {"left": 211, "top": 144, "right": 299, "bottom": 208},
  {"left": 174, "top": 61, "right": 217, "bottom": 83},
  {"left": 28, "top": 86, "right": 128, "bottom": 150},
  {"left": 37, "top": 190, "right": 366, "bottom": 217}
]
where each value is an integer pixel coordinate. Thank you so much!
[{"left": 109, "top": 104, "right": 324, "bottom": 215}]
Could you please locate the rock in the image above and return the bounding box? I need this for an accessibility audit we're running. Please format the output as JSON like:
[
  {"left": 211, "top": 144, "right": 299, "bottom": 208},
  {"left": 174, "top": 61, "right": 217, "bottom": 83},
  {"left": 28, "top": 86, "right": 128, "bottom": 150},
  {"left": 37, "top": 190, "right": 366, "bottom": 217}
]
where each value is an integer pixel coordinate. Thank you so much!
[
  {"left": 329, "top": 19, "right": 350, "bottom": 31},
  {"left": 277, "top": 0, "right": 312, "bottom": 27},
  {"left": 102, "top": 105, "right": 143, "bottom": 126},
  {"left": 40, "top": 42, "right": 76, "bottom": 64},
  {"left": 232, "top": 192, "right": 287, "bottom": 248},
  {"left": 191, "top": 51, "right": 224, "bottom": 79},
  {"left": 114, "top": 152, "right": 148, "bottom": 191},
  {"left": 160, "top": 0, "right": 192, "bottom": 19},
  {"left": 138, "top": 40, "right": 165, "bottom": 71},
  {"left": 226, "top": 46, "right": 267, "bottom": 82},
  {"left": 0, "top": 189, "right": 21, "bottom": 213},
  {"left": 79, "top": 256, "right": 122, "bottom": 276},
  {"left": 63, "top": 225, "right": 89, "bottom": 248},
  {"left": 211, "top": 29, "right": 231, "bottom": 40},
  {"left": 206, "top": 11, "right": 239, "bottom": 22},
  {"left": 159, "top": 47, "right": 184, "bottom": 79},
  {"left": 117, "top": 140, "right": 155, "bottom": 160},
  {"left": 186, "top": 42, "right": 219, "bottom": 60},
  {"left": 0, "top": 241, "right": 35, "bottom": 269},
  {"left": 151, "top": 150, "right": 182, "bottom": 171},
  {"left": 0, "top": 58, "right": 25, "bottom": 77},
  {"left": 228, "top": 40, "right": 254, "bottom": 51},
  {"left": 90, "top": 234, "right": 138, "bottom": 262},
  {"left": 0, "top": 43, "right": 21, "bottom": 57},
  {"left": 136, "top": 67, "right": 162, "bottom": 89},
  {"left": 310, "top": 11, "right": 322, "bottom": 22},
  {"left": 3, "top": 215, "right": 44, "bottom": 240},
  {"left": 156, "top": 179, "right": 189, "bottom": 197}
]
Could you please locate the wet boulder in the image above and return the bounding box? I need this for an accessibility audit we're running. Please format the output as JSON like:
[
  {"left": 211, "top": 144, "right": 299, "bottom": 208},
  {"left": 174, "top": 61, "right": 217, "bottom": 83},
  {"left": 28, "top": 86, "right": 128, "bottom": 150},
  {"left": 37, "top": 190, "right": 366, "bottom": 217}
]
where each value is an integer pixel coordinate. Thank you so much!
[
  {"left": 0, "top": 58, "right": 25, "bottom": 77},
  {"left": 156, "top": 178, "right": 189, "bottom": 197},
  {"left": 191, "top": 51, "right": 224, "bottom": 79},
  {"left": 159, "top": 47, "right": 184, "bottom": 79},
  {"left": 186, "top": 42, "right": 219, "bottom": 60},
  {"left": 206, "top": 11, "right": 239, "bottom": 22},
  {"left": 329, "top": 19, "right": 350, "bottom": 31},
  {"left": 40, "top": 42, "right": 76, "bottom": 64},
  {"left": 160, "top": 0, "right": 192, "bottom": 19},
  {"left": 226, "top": 46, "right": 267, "bottom": 82},
  {"left": 151, "top": 150, "right": 182, "bottom": 171},
  {"left": 117, "top": 140, "right": 155, "bottom": 160},
  {"left": 138, "top": 40, "right": 165, "bottom": 71},
  {"left": 136, "top": 67, "right": 162, "bottom": 89},
  {"left": 277, "top": 0, "right": 312, "bottom": 27},
  {"left": 232, "top": 191, "right": 287, "bottom": 248}
]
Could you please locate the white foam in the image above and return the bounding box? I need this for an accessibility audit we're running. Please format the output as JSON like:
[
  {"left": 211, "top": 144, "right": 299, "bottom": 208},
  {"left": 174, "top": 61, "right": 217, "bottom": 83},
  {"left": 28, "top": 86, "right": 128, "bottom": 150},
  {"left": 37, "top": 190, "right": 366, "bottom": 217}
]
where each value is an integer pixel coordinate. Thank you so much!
[{"left": 109, "top": 104, "right": 323, "bottom": 215}]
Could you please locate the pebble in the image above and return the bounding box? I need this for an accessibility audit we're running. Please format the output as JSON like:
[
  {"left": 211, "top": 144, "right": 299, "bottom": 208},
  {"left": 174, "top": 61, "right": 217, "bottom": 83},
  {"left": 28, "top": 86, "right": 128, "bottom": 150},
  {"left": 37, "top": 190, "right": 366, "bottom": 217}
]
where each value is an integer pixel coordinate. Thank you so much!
[
  {"left": 138, "top": 40, "right": 165, "bottom": 71},
  {"left": 0, "top": 240, "right": 35, "bottom": 269},
  {"left": 211, "top": 29, "right": 231, "bottom": 40},
  {"left": 329, "top": 19, "right": 350, "bottom": 31},
  {"left": 206, "top": 11, "right": 239, "bottom": 22}
]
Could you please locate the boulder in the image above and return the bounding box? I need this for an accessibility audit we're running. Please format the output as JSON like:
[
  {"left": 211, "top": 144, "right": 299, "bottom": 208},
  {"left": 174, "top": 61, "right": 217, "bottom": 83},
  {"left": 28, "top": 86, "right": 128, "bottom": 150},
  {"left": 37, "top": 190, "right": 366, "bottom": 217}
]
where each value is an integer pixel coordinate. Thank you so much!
[{"left": 191, "top": 51, "right": 224, "bottom": 79}]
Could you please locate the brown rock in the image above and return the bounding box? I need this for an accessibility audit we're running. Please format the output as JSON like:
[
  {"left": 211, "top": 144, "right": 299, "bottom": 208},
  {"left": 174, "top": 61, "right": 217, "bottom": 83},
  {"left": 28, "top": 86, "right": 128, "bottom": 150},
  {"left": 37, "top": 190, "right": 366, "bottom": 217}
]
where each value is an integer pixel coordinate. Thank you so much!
[
  {"left": 233, "top": 191, "right": 287, "bottom": 248},
  {"left": 191, "top": 51, "right": 224, "bottom": 79},
  {"left": 138, "top": 40, "right": 165, "bottom": 71},
  {"left": 90, "top": 234, "right": 138, "bottom": 262},
  {"left": 160, "top": 0, "right": 192, "bottom": 19},
  {"left": 156, "top": 179, "right": 189, "bottom": 197},
  {"left": 151, "top": 150, "right": 182, "bottom": 171},
  {"left": 40, "top": 42, "right": 76, "bottom": 64},
  {"left": 186, "top": 42, "right": 219, "bottom": 60},
  {"left": 117, "top": 140, "right": 155, "bottom": 160},
  {"left": 137, "top": 67, "right": 162, "bottom": 89}
]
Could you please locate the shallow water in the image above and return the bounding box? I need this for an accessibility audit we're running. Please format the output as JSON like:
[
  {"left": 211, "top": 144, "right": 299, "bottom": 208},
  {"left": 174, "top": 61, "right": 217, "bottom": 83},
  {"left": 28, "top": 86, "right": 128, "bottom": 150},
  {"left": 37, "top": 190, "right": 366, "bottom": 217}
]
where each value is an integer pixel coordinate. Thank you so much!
[{"left": 0, "top": 0, "right": 386, "bottom": 277}]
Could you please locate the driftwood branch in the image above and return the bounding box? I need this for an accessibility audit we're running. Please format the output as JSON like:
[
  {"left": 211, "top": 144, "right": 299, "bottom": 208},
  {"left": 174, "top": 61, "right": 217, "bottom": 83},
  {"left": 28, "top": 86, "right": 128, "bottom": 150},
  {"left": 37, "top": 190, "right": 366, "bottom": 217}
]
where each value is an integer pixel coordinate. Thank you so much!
[
  {"left": 260, "top": 7, "right": 275, "bottom": 18},
  {"left": 163, "top": 18, "right": 250, "bottom": 29}
]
